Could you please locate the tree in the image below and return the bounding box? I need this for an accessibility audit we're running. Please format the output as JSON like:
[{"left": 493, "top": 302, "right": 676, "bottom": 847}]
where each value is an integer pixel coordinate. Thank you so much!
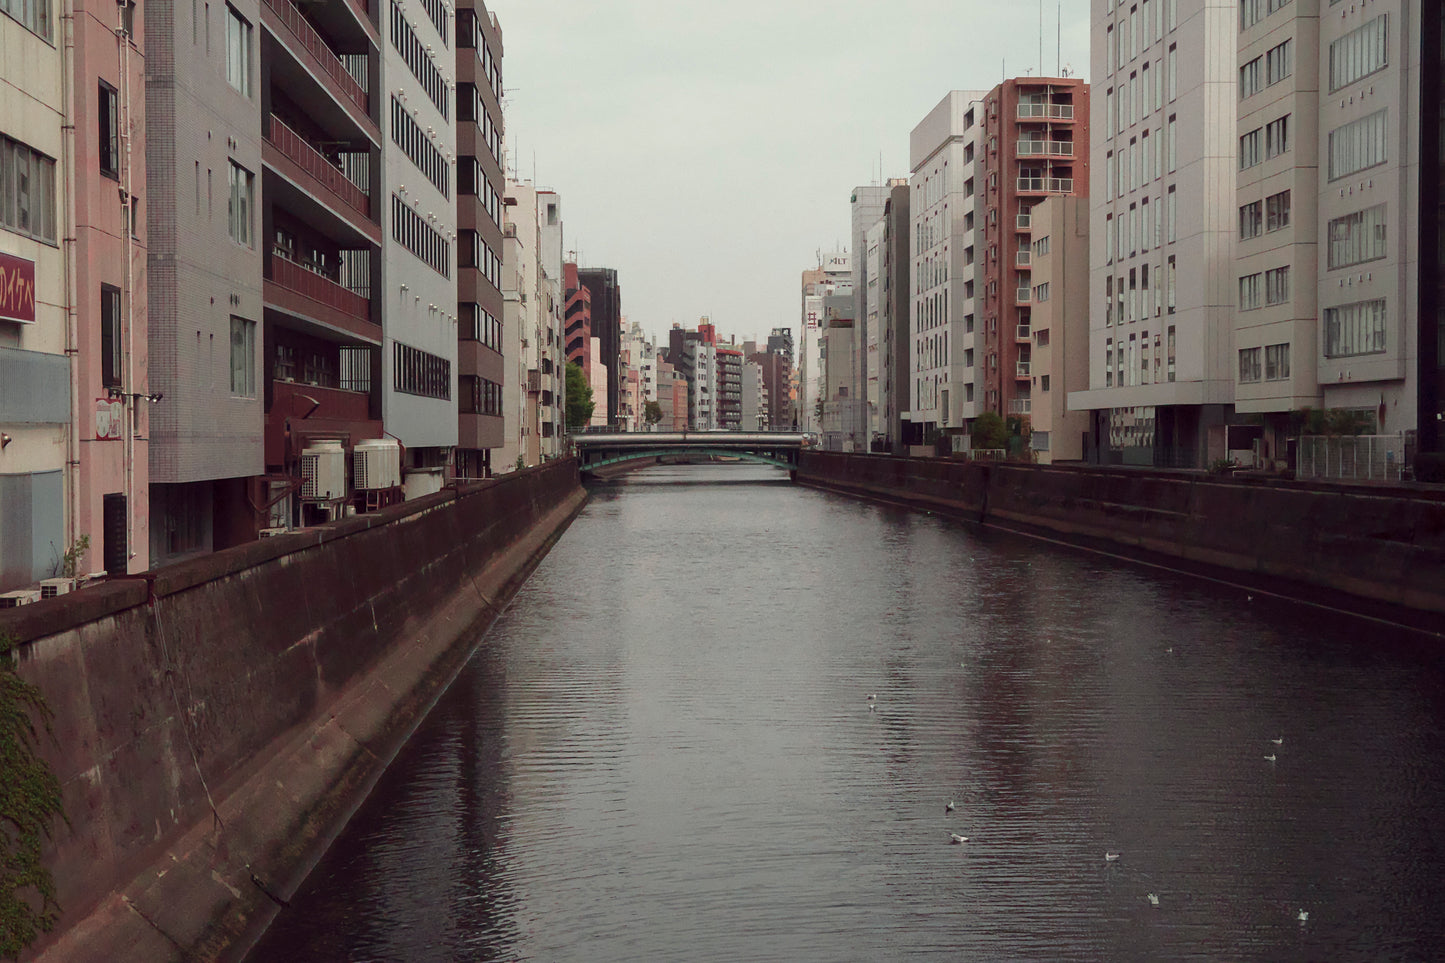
[
  {"left": 565, "top": 362, "right": 595, "bottom": 430},
  {"left": 643, "top": 400, "right": 663, "bottom": 428},
  {"left": 970, "top": 411, "right": 1008, "bottom": 451}
]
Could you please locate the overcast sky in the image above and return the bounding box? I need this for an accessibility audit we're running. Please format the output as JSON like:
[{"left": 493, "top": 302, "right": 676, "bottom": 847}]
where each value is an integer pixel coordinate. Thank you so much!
[{"left": 489, "top": 1, "right": 1092, "bottom": 347}]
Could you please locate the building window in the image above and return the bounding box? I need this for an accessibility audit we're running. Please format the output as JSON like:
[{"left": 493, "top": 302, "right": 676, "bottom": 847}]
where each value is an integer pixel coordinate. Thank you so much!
[
  {"left": 1167, "top": 185, "right": 1176, "bottom": 243},
  {"left": 390, "top": 0, "right": 449, "bottom": 118},
  {"left": 225, "top": 6, "right": 252, "bottom": 96},
  {"left": 1265, "top": 265, "right": 1290, "bottom": 305},
  {"left": 1265, "top": 342, "right": 1290, "bottom": 380},
  {"left": 1265, "top": 114, "right": 1291, "bottom": 159},
  {"left": 393, "top": 341, "right": 452, "bottom": 399},
  {"left": 1167, "top": 115, "right": 1176, "bottom": 171},
  {"left": 1238, "top": 347, "right": 1262, "bottom": 383},
  {"left": 1035, "top": 282, "right": 1050, "bottom": 302},
  {"left": 99, "top": 82, "right": 120, "bottom": 179},
  {"left": 1329, "top": 15, "right": 1388, "bottom": 92},
  {"left": 1327, "top": 204, "right": 1387, "bottom": 269},
  {"left": 1265, "top": 39, "right": 1293, "bottom": 86},
  {"left": 0, "top": 0, "right": 51, "bottom": 40},
  {"left": 1240, "top": 0, "right": 1264, "bottom": 30},
  {"left": 1328, "top": 110, "right": 1387, "bottom": 180},
  {"left": 459, "top": 375, "right": 502, "bottom": 415},
  {"left": 1239, "top": 272, "right": 1262, "bottom": 310},
  {"left": 0, "top": 135, "right": 58, "bottom": 244},
  {"left": 1240, "top": 57, "right": 1262, "bottom": 99},
  {"left": 101, "top": 284, "right": 122, "bottom": 388},
  {"left": 1239, "top": 128, "right": 1262, "bottom": 169},
  {"left": 1240, "top": 200, "right": 1262, "bottom": 240},
  {"left": 1167, "top": 324, "right": 1176, "bottom": 380},
  {"left": 1167, "top": 43, "right": 1177, "bottom": 101},
  {"left": 227, "top": 160, "right": 253, "bottom": 246},
  {"left": 1323, "top": 299, "right": 1387, "bottom": 357},
  {"left": 1265, "top": 190, "right": 1290, "bottom": 231},
  {"left": 230, "top": 316, "right": 256, "bottom": 397}
]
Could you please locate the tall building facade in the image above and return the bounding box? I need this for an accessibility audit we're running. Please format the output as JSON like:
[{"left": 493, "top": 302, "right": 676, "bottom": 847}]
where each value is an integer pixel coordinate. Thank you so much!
[
  {"left": 455, "top": 2, "right": 506, "bottom": 479},
  {"left": 1070, "top": 0, "right": 1238, "bottom": 467},
  {"left": 1028, "top": 195, "right": 1091, "bottom": 463},
  {"left": 849, "top": 185, "right": 888, "bottom": 443},
  {"left": 563, "top": 260, "right": 592, "bottom": 377},
  {"left": 578, "top": 266, "right": 620, "bottom": 425},
  {"left": 879, "top": 180, "right": 912, "bottom": 451},
  {"left": 717, "top": 346, "right": 743, "bottom": 429},
  {"left": 979, "top": 77, "right": 1090, "bottom": 421}
]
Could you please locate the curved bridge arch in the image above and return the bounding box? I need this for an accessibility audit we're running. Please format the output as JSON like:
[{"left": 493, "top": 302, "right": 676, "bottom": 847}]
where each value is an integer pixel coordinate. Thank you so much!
[{"left": 580, "top": 448, "right": 797, "bottom": 472}]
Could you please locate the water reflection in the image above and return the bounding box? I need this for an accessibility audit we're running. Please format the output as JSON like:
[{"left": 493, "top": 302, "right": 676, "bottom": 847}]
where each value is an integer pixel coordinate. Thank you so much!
[{"left": 253, "top": 464, "right": 1445, "bottom": 962}]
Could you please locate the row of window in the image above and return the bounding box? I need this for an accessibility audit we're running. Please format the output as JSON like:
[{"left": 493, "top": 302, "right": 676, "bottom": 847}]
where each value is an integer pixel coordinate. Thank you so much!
[
  {"left": 459, "top": 302, "right": 502, "bottom": 350},
  {"left": 1104, "top": 258, "right": 1177, "bottom": 327},
  {"left": 1240, "top": 114, "right": 1291, "bottom": 169},
  {"left": 0, "top": 135, "right": 58, "bottom": 244},
  {"left": 391, "top": 194, "right": 450, "bottom": 277},
  {"left": 1104, "top": 0, "right": 1177, "bottom": 76},
  {"left": 390, "top": 96, "right": 449, "bottom": 198},
  {"left": 393, "top": 340, "right": 451, "bottom": 399},
  {"left": 460, "top": 375, "right": 502, "bottom": 416},
  {"left": 458, "top": 83, "right": 504, "bottom": 167},
  {"left": 1106, "top": 45, "right": 1175, "bottom": 140},
  {"left": 457, "top": 156, "right": 501, "bottom": 225},
  {"left": 1239, "top": 190, "right": 1291, "bottom": 239},
  {"left": 1327, "top": 204, "right": 1387, "bottom": 270},
  {"left": 458, "top": 229, "right": 501, "bottom": 288},
  {"left": 1106, "top": 116, "right": 1177, "bottom": 200},
  {"left": 1238, "top": 266, "right": 1290, "bottom": 311},
  {"left": 1240, "top": 0, "right": 1291, "bottom": 32},
  {"left": 1239, "top": 38, "right": 1292, "bottom": 99},
  {"left": 456, "top": 9, "right": 503, "bottom": 103},
  {"left": 1104, "top": 326, "right": 1177, "bottom": 387},
  {"left": 1330, "top": 15, "right": 1387, "bottom": 93},
  {"left": 1238, "top": 343, "right": 1291, "bottom": 383},
  {"left": 0, "top": 0, "right": 51, "bottom": 40},
  {"left": 1105, "top": 187, "right": 1177, "bottom": 264},
  {"left": 390, "top": 1, "right": 449, "bottom": 119},
  {"left": 417, "top": 0, "right": 449, "bottom": 48},
  {"left": 1329, "top": 109, "right": 1387, "bottom": 181},
  {"left": 1324, "top": 298, "right": 1386, "bottom": 358}
]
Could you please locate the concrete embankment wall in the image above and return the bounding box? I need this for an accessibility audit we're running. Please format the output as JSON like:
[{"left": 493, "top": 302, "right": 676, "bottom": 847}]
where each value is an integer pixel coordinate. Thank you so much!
[
  {"left": 0, "top": 460, "right": 586, "bottom": 962},
  {"left": 797, "top": 451, "right": 1445, "bottom": 619}
]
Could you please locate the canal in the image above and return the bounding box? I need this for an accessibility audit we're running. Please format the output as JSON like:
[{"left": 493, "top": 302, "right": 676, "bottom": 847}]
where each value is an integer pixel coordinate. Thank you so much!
[{"left": 252, "top": 463, "right": 1445, "bottom": 961}]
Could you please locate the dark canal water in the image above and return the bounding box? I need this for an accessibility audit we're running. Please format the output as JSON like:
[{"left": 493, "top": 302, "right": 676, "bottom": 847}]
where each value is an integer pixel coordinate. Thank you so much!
[{"left": 251, "top": 464, "right": 1445, "bottom": 962}]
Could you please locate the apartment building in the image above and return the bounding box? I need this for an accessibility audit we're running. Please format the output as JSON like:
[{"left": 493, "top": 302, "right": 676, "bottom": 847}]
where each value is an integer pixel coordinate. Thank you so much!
[
  {"left": 980, "top": 77, "right": 1090, "bottom": 422},
  {"left": 907, "top": 91, "right": 986, "bottom": 445},
  {"left": 864, "top": 217, "right": 884, "bottom": 445},
  {"left": 563, "top": 260, "right": 591, "bottom": 378},
  {"left": 879, "top": 180, "right": 911, "bottom": 450},
  {"left": 502, "top": 181, "right": 562, "bottom": 467},
  {"left": 578, "top": 266, "right": 621, "bottom": 425},
  {"left": 454, "top": 1, "right": 505, "bottom": 479},
  {"left": 849, "top": 185, "right": 888, "bottom": 443},
  {"left": 800, "top": 253, "right": 848, "bottom": 433},
  {"left": 717, "top": 346, "right": 743, "bottom": 429},
  {"left": 1, "top": 0, "right": 70, "bottom": 590},
  {"left": 1027, "top": 196, "right": 1091, "bottom": 462},
  {"left": 1070, "top": 0, "right": 1238, "bottom": 468},
  {"left": 535, "top": 190, "right": 563, "bottom": 457},
  {"left": 684, "top": 338, "right": 716, "bottom": 430}
]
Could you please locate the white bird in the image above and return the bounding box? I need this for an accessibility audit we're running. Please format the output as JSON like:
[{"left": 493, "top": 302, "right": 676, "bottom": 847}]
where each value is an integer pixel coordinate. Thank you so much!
[
  {"left": 869, "top": 703, "right": 877, "bottom": 712},
  {"left": 950, "top": 833, "right": 968, "bottom": 844},
  {"left": 867, "top": 693, "right": 876, "bottom": 701},
  {"left": 1298, "top": 909, "right": 1309, "bottom": 923},
  {"left": 1105, "top": 853, "right": 1121, "bottom": 862},
  {"left": 1271, "top": 737, "right": 1284, "bottom": 746},
  {"left": 1265, "top": 753, "right": 1277, "bottom": 762},
  {"left": 1146, "top": 893, "right": 1159, "bottom": 906},
  {"left": 1248, "top": 594, "right": 1255, "bottom": 602},
  {"left": 945, "top": 800, "right": 956, "bottom": 813}
]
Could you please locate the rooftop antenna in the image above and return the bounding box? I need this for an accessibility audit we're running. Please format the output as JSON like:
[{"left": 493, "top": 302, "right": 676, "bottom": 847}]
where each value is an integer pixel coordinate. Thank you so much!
[{"left": 1057, "top": 0, "right": 1062, "bottom": 76}]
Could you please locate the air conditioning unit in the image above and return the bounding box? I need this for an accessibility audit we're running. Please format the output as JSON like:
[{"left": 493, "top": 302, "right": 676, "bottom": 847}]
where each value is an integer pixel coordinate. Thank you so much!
[
  {"left": 354, "top": 438, "right": 402, "bottom": 491},
  {"left": 40, "top": 578, "right": 77, "bottom": 599},
  {"left": 258, "top": 527, "right": 289, "bottom": 538},
  {"left": 0, "top": 589, "right": 42, "bottom": 608},
  {"left": 301, "top": 441, "right": 347, "bottom": 500}
]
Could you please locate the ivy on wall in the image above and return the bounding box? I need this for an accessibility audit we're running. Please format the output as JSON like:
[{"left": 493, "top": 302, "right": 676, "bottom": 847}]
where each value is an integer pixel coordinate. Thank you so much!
[{"left": 0, "top": 635, "right": 64, "bottom": 959}]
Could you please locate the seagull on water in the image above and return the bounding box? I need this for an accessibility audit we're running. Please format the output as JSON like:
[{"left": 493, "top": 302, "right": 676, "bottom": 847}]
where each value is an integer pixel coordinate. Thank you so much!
[
  {"left": 1105, "top": 853, "right": 1121, "bottom": 862},
  {"left": 946, "top": 800, "right": 956, "bottom": 813},
  {"left": 1298, "top": 909, "right": 1309, "bottom": 923},
  {"left": 1265, "top": 753, "right": 1277, "bottom": 762},
  {"left": 950, "top": 833, "right": 969, "bottom": 844},
  {"left": 1146, "top": 893, "right": 1159, "bottom": 907},
  {"left": 1271, "top": 737, "right": 1284, "bottom": 746},
  {"left": 867, "top": 693, "right": 876, "bottom": 701}
]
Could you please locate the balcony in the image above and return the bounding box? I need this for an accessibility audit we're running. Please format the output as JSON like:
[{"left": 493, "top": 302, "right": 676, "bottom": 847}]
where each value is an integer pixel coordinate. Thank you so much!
[
  {"left": 261, "top": 0, "right": 370, "bottom": 117},
  {"left": 527, "top": 369, "right": 541, "bottom": 392},
  {"left": 1017, "top": 102, "right": 1075, "bottom": 120},
  {"left": 1015, "top": 250, "right": 1032, "bottom": 268},
  {"left": 1016, "top": 213, "right": 1031, "bottom": 231},
  {"left": 1015, "top": 287, "right": 1032, "bottom": 305},
  {"left": 265, "top": 254, "right": 377, "bottom": 343},
  {"left": 264, "top": 116, "right": 370, "bottom": 221},
  {"left": 1008, "top": 398, "right": 1032, "bottom": 415},
  {"left": 1015, "top": 362, "right": 1032, "bottom": 378},
  {"left": 1017, "top": 140, "right": 1074, "bottom": 157},
  {"left": 1017, "top": 177, "right": 1074, "bottom": 194},
  {"left": 1016, "top": 325, "right": 1032, "bottom": 342}
]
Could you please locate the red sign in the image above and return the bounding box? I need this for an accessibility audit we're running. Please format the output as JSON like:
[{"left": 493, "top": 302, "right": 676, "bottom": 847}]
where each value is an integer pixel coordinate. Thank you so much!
[{"left": 0, "top": 252, "right": 37, "bottom": 324}]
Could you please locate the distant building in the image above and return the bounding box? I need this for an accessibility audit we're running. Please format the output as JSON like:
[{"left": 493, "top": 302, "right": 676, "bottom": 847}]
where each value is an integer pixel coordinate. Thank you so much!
[
  {"left": 684, "top": 339, "right": 718, "bottom": 430},
  {"left": 564, "top": 262, "right": 592, "bottom": 380},
  {"left": 1027, "top": 196, "right": 1090, "bottom": 463},
  {"left": 717, "top": 347, "right": 743, "bottom": 429},
  {"left": 880, "top": 180, "right": 912, "bottom": 450},
  {"left": 578, "top": 267, "right": 622, "bottom": 426},
  {"left": 742, "top": 360, "right": 769, "bottom": 430},
  {"left": 850, "top": 186, "right": 889, "bottom": 442}
]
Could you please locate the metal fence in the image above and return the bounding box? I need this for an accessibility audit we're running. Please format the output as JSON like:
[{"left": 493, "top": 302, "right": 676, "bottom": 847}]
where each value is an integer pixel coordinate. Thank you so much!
[{"left": 1295, "top": 434, "right": 1406, "bottom": 482}]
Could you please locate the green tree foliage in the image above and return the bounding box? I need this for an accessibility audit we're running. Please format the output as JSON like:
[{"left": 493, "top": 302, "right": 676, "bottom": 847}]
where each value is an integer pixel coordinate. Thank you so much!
[
  {"left": 565, "top": 362, "right": 595, "bottom": 430},
  {"left": 970, "top": 411, "right": 1008, "bottom": 451},
  {"left": 1289, "top": 407, "right": 1373, "bottom": 436},
  {"left": 0, "top": 636, "right": 64, "bottom": 958},
  {"left": 643, "top": 401, "right": 663, "bottom": 428}
]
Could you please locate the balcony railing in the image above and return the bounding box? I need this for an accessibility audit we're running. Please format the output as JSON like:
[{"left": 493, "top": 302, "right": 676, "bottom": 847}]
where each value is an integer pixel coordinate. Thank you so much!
[
  {"left": 1014, "top": 287, "right": 1032, "bottom": 304},
  {"left": 1015, "top": 362, "right": 1032, "bottom": 377},
  {"left": 1017, "top": 102, "right": 1075, "bottom": 120},
  {"left": 267, "top": 254, "right": 370, "bottom": 321},
  {"left": 1016, "top": 213, "right": 1031, "bottom": 230},
  {"left": 1017, "top": 176, "right": 1074, "bottom": 193},
  {"left": 266, "top": 116, "right": 370, "bottom": 219},
  {"left": 1017, "top": 140, "right": 1075, "bottom": 157},
  {"left": 1016, "top": 325, "right": 1032, "bottom": 341},
  {"left": 1015, "top": 251, "right": 1032, "bottom": 267},
  {"left": 262, "top": 0, "right": 369, "bottom": 115},
  {"left": 1008, "top": 398, "right": 1032, "bottom": 415}
]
